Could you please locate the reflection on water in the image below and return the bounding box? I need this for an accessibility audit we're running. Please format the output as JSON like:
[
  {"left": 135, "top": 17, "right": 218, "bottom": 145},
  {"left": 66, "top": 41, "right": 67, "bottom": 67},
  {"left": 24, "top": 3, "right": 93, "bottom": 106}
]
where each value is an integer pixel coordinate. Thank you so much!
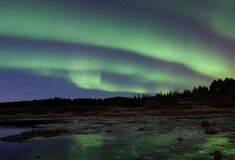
[
  {"left": 0, "top": 115, "right": 235, "bottom": 160},
  {"left": 0, "top": 127, "right": 31, "bottom": 139}
]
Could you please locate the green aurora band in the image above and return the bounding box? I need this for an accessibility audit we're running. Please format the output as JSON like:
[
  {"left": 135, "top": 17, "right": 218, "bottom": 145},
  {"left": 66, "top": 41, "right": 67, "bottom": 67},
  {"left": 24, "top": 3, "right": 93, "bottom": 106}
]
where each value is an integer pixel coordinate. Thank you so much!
[
  {"left": 144, "top": 0, "right": 235, "bottom": 41},
  {"left": 0, "top": 46, "right": 197, "bottom": 93},
  {"left": 0, "top": 0, "right": 234, "bottom": 94}
]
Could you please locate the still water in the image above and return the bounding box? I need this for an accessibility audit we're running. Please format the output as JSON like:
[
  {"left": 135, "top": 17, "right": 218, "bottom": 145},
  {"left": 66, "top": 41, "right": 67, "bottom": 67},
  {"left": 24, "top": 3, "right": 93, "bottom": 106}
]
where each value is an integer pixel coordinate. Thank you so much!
[{"left": 0, "top": 115, "right": 235, "bottom": 160}]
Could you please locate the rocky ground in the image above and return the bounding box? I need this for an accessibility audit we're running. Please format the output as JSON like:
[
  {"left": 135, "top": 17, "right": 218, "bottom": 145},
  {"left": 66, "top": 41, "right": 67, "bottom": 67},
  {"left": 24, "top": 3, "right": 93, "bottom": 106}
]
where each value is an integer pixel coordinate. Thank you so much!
[{"left": 0, "top": 114, "right": 235, "bottom": 160}]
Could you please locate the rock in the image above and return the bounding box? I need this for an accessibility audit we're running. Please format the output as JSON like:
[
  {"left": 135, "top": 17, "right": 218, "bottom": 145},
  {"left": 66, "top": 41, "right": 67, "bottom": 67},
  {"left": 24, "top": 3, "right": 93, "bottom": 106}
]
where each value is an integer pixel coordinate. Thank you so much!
[
  {"left": 106, "top": 130, "right": 112, "bottom": 133},
  {"left": 213, "top": 150, "right": 222, "bottom": 160},
  {"left": 198, "top": 150, "right": 205, "bottom": 154},
  {"left": 228, "top": 139, "right": 234, "bottom": 143},
  {"left": 201, "top": 121, "right": 210, "bottom": 128},
  {"left": 205, "top": 128, "right": 217, "bottom": 134},
  {"left": 177, "top": 137, "right": 184, "bottom": 142},
  {"left": 138, "top": 127, "right": 145, "bottom": 131},
  {"left": 211, "top": 122, "right": 219, "bottom": 126}
]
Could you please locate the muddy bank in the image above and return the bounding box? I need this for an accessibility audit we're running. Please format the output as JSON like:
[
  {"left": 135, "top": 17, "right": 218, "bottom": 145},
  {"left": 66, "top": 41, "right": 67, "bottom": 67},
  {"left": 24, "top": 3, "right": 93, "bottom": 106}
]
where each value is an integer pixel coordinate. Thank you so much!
[
  {"left": 0, "top": 106, "right": 235, "bottom": 120},
  {"left": 0, "top": 129, "right": 71, "bottom": 143},
  {"left": 1, "top": 115, "right": 235, "bottom": 143}
]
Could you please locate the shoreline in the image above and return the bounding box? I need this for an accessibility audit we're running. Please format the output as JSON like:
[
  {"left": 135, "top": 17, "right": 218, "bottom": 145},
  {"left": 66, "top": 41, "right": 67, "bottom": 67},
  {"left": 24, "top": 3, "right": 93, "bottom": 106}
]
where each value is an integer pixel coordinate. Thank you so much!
[
  {"left": 1, "top": 111, "right": 235, "bottom": 144},
  {"left": 1, "top": 106, "right": 235, "bottom": 121}
]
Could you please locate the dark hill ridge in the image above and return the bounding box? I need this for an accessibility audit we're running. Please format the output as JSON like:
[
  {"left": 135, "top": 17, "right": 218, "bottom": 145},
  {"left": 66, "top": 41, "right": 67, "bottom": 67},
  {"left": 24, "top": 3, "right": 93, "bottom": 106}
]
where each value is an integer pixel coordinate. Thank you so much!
[{"left": 0, "top": 78, "right": 234, "bottom": 117}]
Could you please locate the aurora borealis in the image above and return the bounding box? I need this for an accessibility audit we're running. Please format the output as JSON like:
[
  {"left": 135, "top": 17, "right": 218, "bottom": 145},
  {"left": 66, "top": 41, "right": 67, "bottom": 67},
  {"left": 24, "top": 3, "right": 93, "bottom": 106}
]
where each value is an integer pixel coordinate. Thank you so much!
[{"left": 0, "top": 0, "right": 235, "bottom": 101}]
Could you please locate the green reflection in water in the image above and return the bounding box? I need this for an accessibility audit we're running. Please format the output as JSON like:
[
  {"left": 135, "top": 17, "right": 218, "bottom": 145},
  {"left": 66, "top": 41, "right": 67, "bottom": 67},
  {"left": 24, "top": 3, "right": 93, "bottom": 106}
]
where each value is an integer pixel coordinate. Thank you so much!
[
  {"left": 139, "top": 134, "right": 175, "bottom": 146},
  {"left": 200, "top": 135, "right": 235, "bottom": 155},
  {"left": 167, "top": 153, "right": 210, "bottom": 160},
  {"left": 72, "top": 134, "right": 105, "bottom": 147},
  {"left": 25, "top": 136, "right": 72, "bottom": 160},
  {"left": 22, "top": 132, "right": 235, "bottom": 160},
  {"left": 68, "top": 134, "right": 200, "bottom": 160},
  {"left": 68, "top": 134, "right": 106, "bottom": 160},
  {"left": 68, "top": 134, "right": 134, "bottom": 160}
]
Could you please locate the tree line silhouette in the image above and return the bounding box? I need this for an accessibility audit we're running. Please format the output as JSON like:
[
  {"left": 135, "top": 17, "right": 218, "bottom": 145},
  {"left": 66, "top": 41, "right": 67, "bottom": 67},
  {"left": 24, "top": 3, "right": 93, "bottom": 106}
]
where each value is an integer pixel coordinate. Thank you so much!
[{"left": 0, "top": 78, "right": 234, "bottom": 109}]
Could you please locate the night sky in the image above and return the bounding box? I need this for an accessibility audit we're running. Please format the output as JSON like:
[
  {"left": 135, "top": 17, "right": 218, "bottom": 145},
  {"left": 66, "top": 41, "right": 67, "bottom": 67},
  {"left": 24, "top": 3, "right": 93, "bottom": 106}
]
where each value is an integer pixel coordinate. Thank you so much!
[{"left": 0, "top": 0, "right": 235, "bottom": 102}]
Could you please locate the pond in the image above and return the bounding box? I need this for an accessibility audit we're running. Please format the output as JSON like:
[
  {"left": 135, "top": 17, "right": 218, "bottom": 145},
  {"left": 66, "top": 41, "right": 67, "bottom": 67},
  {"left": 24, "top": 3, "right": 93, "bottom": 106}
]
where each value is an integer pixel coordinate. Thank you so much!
[{"left": 0, "top": 115, "right": 235, "bottom": 160}]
